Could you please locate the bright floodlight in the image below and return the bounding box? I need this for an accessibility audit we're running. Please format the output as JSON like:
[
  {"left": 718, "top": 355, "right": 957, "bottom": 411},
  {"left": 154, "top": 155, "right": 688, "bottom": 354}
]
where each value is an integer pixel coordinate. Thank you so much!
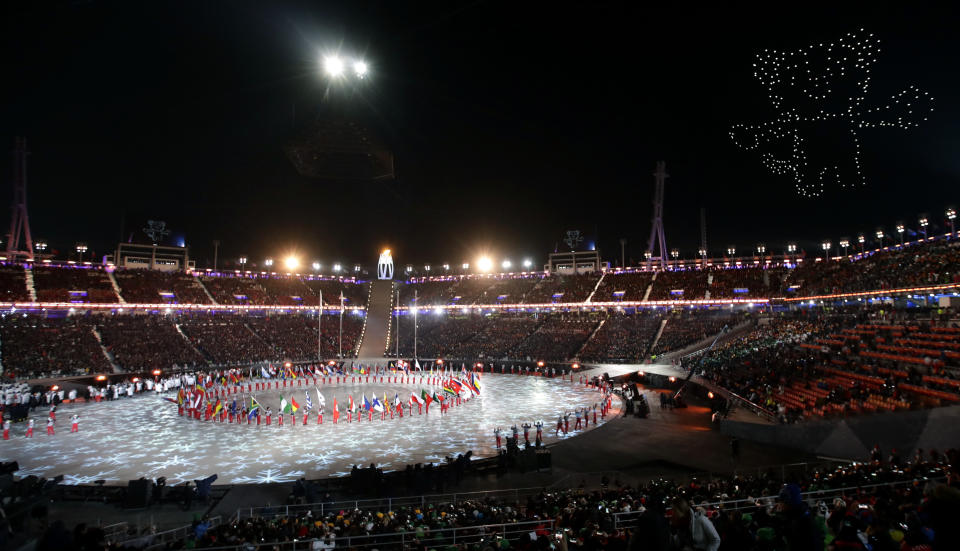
[
  {"left": 312, "top": 261, "right": 321, "bottom": 271},
  {"left": 353, "top": 60, "right": 367, "bottom": 77},
  {"left": 477, "top": 257, "right": 493, "bottom": 272},
  {"left": 502, "top": 259, "right": 512, "bottom": 269},
  {"left": 522, "top": 258, "right": 532, "bottom": 268},
  {"left": 284, "top": 255, "right": 300, "bottom": 270},
  {"left": 324, "top": 56, "right": 344, "bottom": 77}
]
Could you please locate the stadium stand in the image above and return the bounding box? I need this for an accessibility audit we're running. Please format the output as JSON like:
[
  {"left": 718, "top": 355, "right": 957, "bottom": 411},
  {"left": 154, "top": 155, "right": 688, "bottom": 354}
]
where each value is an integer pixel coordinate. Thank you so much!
[
  {"left": 179, "top": 315, "right": 275, "bottom": 365},
  {"left": 580, "top": 312, "right": 662, "bottom": 361},
  {"left": 113, "top": 269, "right": 212, "bottom": 304},
  {"left": 0, "top": 264, "right": 30, "bottom": 302},
  {"left": 101, "top": 455, "right": 956, "bottom": 551},
  {"left": 246, "top": 314, "right": 364, "bottom": 360},
  {"left": 32, "top": 265, "right": 118, "bottom": 303},
  {"left": 96, "top": 315, "right": 207, "bottom": 371},
  {"left": 0, "top": 315, "right": 111, "bottom": 378}
]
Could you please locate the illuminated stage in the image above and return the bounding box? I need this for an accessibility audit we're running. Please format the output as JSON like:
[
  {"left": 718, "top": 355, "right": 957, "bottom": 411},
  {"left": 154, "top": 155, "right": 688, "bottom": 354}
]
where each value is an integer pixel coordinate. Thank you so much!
[{"left": 0, "top": 374, "right": 619, "bottom": 485}]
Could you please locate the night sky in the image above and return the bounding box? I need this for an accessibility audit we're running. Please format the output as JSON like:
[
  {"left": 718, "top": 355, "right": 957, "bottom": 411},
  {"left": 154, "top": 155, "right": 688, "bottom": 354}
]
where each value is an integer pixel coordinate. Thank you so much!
[{"left": 3, "top": 2, "right": 958, "bottom": 270}]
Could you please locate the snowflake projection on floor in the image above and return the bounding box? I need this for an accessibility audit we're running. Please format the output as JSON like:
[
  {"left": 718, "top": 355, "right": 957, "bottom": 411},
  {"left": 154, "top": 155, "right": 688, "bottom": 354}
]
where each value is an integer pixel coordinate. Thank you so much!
[
  {"left": 61, "top": 471, "right": 119, "bottom": 486},
  {"left": 231, "top": 468, "right": 306, "bottom": 484},
  {"left": 730, "top": 29, "right": 934, "bottom": 197},
  {"left": 0, "top": 374, "right": 618, "bottom": 485}
]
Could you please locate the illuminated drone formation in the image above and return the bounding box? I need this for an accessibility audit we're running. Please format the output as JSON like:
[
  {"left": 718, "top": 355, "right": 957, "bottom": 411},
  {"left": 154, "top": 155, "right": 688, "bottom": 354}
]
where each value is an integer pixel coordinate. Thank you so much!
[{"left": 730, "top": 29, "right": 934, "bottom": 197}]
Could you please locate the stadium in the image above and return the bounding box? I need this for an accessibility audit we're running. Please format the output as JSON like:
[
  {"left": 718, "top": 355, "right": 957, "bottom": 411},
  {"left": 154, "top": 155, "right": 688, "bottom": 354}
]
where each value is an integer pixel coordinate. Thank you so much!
[{"left": 3, "top": 4, "right": 960, "bottom": 551}]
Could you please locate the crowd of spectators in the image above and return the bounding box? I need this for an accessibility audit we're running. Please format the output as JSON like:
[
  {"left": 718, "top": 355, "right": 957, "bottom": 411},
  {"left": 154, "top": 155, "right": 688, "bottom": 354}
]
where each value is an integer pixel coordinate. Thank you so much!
[
  {"left": 695, "top": 308, "right": 960, "bottom": 421},
  {"left": 112, "top": 453, "right": 959, "bottom": 551},
  {"left": 32, "top": 265, "right": 118, "bottom": 303},
  {"left": 652, "top": 314, "right": 742, "bottom": 355},
  {"left": 525, "top": 274, "right": 601, "bottom": 303},
  {"left": 594, "top": 272, "right": 655, "bottom": 302},
  {"left": 179, "top": 315, "right": 275, "bottom": 365},
  {"left": 0, "top": 315, "right": 112, "bottom": 378},
  {"left": 784, "top": 239, "right": 960, "bottom": 297},
  {"left": 246, "top": 314, "right": 363, "bottom": 360},
  {"left": 113, "top": 269, "right": 212, "bottom": 304},
  {"left": 97, "top": 315, "right": 207, "bottom": 372},
  {"left": 648, "top": 270, "right": 710, "bottom": 301},
  {"left": 580, "top": 313, "right": 662, "bottom": 361},
  {"left": 454, "top": 316, "right": 541, "bottom": 359},
  {"left": 198, "top": 275, "right": 269, "bottom": 305},
  {"left": 512, "top": 317, "right": 598, "bottom": 361},
  {"left": 303, "top": 279, "right": 368, "bottom": 308},
  {"left": 708, "top": 267, "right": 773, "bottom": 299},
  {"left": 0, "top": 265, "right": 30, "bottom": 302}
]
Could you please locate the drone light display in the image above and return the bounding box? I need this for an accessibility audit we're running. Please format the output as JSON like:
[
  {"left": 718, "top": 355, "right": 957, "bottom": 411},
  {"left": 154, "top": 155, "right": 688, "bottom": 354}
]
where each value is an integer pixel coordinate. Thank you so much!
[{"left": 730, "top": 29, "right": 934, "bottom": 197}]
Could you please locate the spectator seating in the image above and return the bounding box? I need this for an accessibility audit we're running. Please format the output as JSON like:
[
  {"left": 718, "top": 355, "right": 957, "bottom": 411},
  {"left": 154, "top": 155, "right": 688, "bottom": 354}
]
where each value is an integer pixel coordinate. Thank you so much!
[
  {"left": 179, "top": 316, "right": 275, "bottom": 365},
  {"left": 0, "top": 316, "right": 112, "bottom": 378},
  {"left": 32, "top": 265, "right": 118, "bottom": 303},
  {"left": 580, "top": 313, "right": 661, "bottom": 361},
  {"left": 246, "top": 314, "right": 363, "bottom": 360},
  {"left": 593, "top": 271, "right": 654, "bottom": 302},
  {"left": 97, "top": 315, "right": 207, "bottom": 371},
  {"left": 0, "top": 265, "right": 30, "bottom": 302},
  {"left": 113, "top": 269, "right": 212, "bottom": 304}
]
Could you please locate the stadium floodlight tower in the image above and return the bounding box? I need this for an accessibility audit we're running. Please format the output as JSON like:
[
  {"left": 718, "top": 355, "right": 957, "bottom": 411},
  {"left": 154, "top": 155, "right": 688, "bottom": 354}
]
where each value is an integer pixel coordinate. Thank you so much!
[
  {"left": 5, "top": 138, "right": 35, "bottom": 261},
  {"left": 644, "top": 161, "right": 669, "bottom": 270}
]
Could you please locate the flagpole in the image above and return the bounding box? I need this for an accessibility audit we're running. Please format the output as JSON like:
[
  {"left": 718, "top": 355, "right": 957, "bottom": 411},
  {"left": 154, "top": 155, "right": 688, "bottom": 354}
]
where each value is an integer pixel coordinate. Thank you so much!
[
  {"left": 318, "top": 289, "right": 323, "bottom": 363},
  {"left": 413, "top": 289, "right": 418, "bottom": 362},
  {"left": 339, "top": 292, "right": 344, "bottom": 359},
  {"left": 395, "top": 287, "right": 400, "bottom": 364}
]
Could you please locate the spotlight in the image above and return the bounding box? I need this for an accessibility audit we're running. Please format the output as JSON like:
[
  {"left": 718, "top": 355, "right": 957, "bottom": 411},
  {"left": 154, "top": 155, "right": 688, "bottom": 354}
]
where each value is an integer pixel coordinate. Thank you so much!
[
  {"left": 284, "top": 255, "right": 300, "bottom": 270},
  {"left": 477, "top": 257, "right": 493, "bottom": 272},
  {"left": 324, "top": 56, "right": 344, "bottom": 77},
  {"left": 353, "top": 60, "right": 367, "bottom": 77}
]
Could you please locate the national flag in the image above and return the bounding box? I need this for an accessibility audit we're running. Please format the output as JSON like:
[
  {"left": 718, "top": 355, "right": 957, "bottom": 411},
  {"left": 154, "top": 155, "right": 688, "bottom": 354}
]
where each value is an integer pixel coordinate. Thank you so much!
[
  {"left": 316, "top": 388, "right": 325, "bottom": 409},
  {"left": 261, "top": 366, "right": 272, "bottom": 379},
  {"left": 372, "top": 396, "right": 384, "bottom": 413},
  {"left": 414, "top": 358, "right": 421, "bottom": 371},
  {"left": 248, "top": 397, "right": 261, "bottom": 420},
  {"left": 280, "top": 394, "right": 290, "bottom": 414},
  {"left": 304, "top": 391, "right": 313, "bottom": 411},
  {"left": 231, "top": 399, "right": 238, "bottom": 415},
  {"left": 348, "top": 395, "right": 356, "bottom": 412},
  {"left": 394, "top": 393, "right": 401, "bottom": 409},
  {"left": 176, "top": 388, "right": 185, "bottom": 405},
  {"left": 193, "top": 391, "right": 203, "bottom": 410},
  {"left": 383, "top": 392, "right": 388, "bottom": 411},
  {"left": 442, "top": 380, "right": 459, "bottom": 396},
  {"left": 411, "top": 393, "right": 424, "bottom": 406},
  {"left": 432, "top": 390, "right": 442, "bottom": 403},
  {"left": 213, "top": 398, "right": 223, "bottom": 416},
  {"left": 162, "top": 397, "right": 178, "bottom": 404},
  {"left": 420, "top": 388, "right": 433, "bottom": 407},
  {"left": 362, "top": 394, "right": 372, "bottom": 412},
  {"left": 290, "top": 396, "right": 300, "bottom": 413},
  {"left": 332, "top": 397, "right": 339, "bottom": 420}
]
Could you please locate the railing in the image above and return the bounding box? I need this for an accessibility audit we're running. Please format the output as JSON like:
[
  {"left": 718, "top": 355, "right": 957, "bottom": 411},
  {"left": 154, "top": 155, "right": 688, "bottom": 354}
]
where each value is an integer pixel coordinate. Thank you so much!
[
  {"left": 157, "top": 519, "right": 553, "bottom": 551},
  {"left": 116, "top": 515, "right": 222, "bottom": 550},
  {"left": 237, "top": 487, "right": 548, "bottom": 520},
  {"left": 612, "top": 477, "right": 944, "bottom": 529},
  {"left": 100, "top": 521, "right": 128, "bottom": 541}
]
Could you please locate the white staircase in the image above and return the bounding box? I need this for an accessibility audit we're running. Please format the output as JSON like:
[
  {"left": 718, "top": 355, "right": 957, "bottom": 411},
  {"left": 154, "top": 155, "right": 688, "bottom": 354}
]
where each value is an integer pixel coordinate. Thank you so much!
[
  {"left": 575, "top": 318, "right": 606, "bottom": 358},
  {"left": 195, "top": 275, "right": 219, "bottom": 305},
  {"left": 107, "top": 271, "right": 127, "bottom": 303},
  {"left": 91, "top": 325, "right": 123, "bottom": 373},
  {"left": 175, "top": 323, "right": 208, "bottom": 362},
  {"left": 356, "top": 280, "right": 395, "bottom": 359},
  {"left": 642, "top": 272, "right": 657, "bottom": 302},
  {"left": 24, "top": 267, "right": 37, "bottom": 301},
  {"left": 649, "top": 318, "right": 668, "bottom": 353},
  {"left": 585, "top": 272, "right": 606, "bottom": 303}
]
